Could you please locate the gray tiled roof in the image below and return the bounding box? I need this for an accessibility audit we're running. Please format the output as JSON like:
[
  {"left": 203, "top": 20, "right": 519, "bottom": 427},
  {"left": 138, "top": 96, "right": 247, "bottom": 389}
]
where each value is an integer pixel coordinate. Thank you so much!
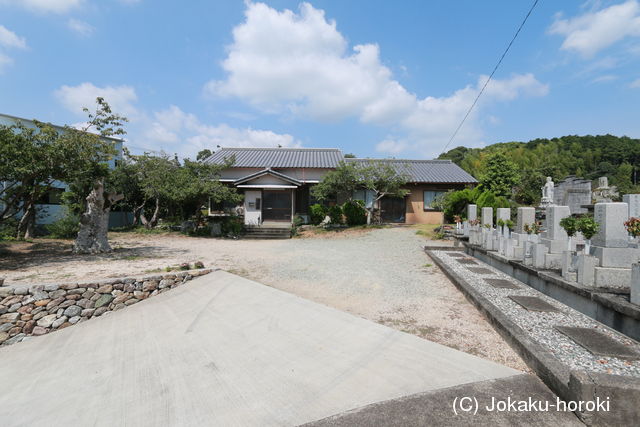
[
  {"left": 345, "top": 158, "right": 478, "bottom": 184},
  {"left": 204, "top": 147, "right": 343, "bottom": 169}
]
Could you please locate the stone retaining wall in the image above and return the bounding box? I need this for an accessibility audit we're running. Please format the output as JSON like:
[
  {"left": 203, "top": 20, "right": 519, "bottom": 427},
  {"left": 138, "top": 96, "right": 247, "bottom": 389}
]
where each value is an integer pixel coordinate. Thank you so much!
[{"left": 0, "top": 269, "right": 213, "bottom": 346}]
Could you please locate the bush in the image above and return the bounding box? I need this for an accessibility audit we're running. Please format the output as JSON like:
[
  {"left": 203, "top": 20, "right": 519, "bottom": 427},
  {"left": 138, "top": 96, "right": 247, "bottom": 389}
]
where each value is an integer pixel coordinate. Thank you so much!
[
  {"left": 577, "top": 216, "right": 599, "bottom": 240},
  {"left": 45, "top": 213, "right": 80, "bottom": 239},
  {"left": 310, "top": 204, "right": 328, "bottom": 225},
  {"left": 342, "top": 200, "right": 367, "bottom": 226},
  {"left": 221, "top": 217, "right": 243, "bottom": 236},
  {"left": 328, "top": 205, "right": 343, "bottom": 224},
  {"left": 0, "top": 218, "right": 18, "bottom": 240}
]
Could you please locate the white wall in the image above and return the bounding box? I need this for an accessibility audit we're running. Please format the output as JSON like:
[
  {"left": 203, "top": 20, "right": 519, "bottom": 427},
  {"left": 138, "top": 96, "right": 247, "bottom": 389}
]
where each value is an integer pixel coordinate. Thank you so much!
[{"left": 244, "top": 190, "right": 261, "bottom": 225}]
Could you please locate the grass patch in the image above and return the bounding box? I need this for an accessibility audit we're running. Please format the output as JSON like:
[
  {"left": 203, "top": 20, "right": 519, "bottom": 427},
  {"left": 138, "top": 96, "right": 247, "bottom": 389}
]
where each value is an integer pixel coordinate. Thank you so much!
[
  {"left": 120, "top": 255, "right": 145, "bottom": 261},
  {"left": 414, "top": 224, "right": 441, "bottom": 239},
  {"left": 423, "top": 263, "right": 433, "bottom": 268}
]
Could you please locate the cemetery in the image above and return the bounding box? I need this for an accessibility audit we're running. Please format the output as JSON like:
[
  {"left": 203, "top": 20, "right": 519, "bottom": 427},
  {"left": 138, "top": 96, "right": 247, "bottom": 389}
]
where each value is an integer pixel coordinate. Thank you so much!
[{"left": 435, "top": 176, "right": 640, "bottom": 425}]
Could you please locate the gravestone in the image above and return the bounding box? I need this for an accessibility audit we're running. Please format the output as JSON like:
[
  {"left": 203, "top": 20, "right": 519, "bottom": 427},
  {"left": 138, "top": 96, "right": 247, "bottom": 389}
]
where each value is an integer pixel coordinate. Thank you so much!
[
  {"left": 592, "top": 203, "right": 629, "bottom": 248},
  {"left": 577, "top": 254, "right": 598, "bottom": 286},
  {"left": 496, "top": 208, "right": 510, "bottom": 222},
  {"left": 516, "top": 207, "right": 535, "bottom": 234},
  {"left": 553, "top": 176, "right": 592, "bottom": 215},
  {"left": 481, "top": 207, "right": 493, "bottom": 227},
  {"left": 545, "top": 205, "right": 570, "bottom": 240},
  {"left": 623, "top": 194, "right": 640, "bottom": 219},
  {"left": 467, "top": 204, "right": 477, "bottom": 221}
]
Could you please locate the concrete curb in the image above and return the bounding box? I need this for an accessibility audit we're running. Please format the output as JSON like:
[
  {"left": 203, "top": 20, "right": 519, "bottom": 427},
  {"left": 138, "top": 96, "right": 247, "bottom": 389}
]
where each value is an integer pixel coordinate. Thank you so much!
[{"left": 427, "top": 249, "right": 640, "bottom": 426}]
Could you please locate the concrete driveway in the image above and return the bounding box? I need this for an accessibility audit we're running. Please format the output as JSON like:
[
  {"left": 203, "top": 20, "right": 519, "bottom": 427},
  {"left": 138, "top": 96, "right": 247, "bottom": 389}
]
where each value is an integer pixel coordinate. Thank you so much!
[{"left": 0, "top": 271, "right": 575, "bottom": 426}]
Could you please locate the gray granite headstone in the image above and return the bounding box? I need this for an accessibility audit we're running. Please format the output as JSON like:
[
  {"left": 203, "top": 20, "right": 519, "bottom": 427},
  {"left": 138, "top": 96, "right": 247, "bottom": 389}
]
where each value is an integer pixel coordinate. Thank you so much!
[
  {"left": 467, "top": 204, "right": 477, "bottom": 221},
  {"left": 481, "top": 207, "right": 493, "bottom": 227},
  {"left": 592, "top": 202, "right": 629, "bottom": 248},
  {"left": 623, "top": 194, "right": 640, "bottom": 219},
  {"left": 545, "top": 205, "right": 570, "bottom": 240},
  {"left": 516, "top": 207, "right": 536, "bottom": 234},
  {"left": 485, "top": 278, "right": 520, "bottom": 289},
  {"left": 553, "top": 176, "right": 592, "bottom": 215},
  {"left": 555, "top": 326, "right": 640, "bottom": 360},
  {"left": 496, "top": 208, "right": 510, "bottom": 222},
  {"left": 509, "top": 295, "right": 560, "bottom": 312}
]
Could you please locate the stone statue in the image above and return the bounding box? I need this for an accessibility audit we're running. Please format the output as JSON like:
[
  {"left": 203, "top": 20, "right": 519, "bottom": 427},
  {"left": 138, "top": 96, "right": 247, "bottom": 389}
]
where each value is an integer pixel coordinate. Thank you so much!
[
  {"left": 540, "top": 177, "right": 555, "bottom": 207},
  {"left": 598, "top": 176, "right": 609, "bottom": 189}
]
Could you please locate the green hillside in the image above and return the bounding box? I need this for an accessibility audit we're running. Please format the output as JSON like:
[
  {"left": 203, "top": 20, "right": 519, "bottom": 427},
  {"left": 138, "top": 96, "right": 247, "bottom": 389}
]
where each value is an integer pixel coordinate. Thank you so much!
[{"left": 438, "top": 134, "right": 640, "bottom": 204}]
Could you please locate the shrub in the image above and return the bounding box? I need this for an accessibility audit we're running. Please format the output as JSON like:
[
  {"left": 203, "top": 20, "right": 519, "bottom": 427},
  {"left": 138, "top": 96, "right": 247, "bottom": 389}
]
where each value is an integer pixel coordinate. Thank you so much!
[
  {"left": 179, "top": 262, "right": 190, "bottom": 270},
  {"left": 194, "top": 261, "right": 205, "bottom": 269},
  {"left": 559, "top": 217, "right": 578, "bottom": 237},
  {"left": 342, "top": 200, "right": 367, "bottom": 226},
  {"left": 327, "top": 205, "right": 343, "bottom": 224},
  {"left": 221, "top": 217, "right": 243, "bottom": 236},
  {"left": 45, "top": 213, "right": 80, "bottom": 239},
  {"left": 310, "top": 204, "right": 328, "bottom": 225},
  {"left": 577, "top": 216, "right": 599, "bottom": 240}
]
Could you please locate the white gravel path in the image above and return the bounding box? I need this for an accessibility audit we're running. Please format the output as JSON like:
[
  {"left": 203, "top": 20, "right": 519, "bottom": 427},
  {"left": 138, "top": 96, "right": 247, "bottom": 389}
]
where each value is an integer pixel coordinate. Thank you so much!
[{"left": 434, "top": 250, "right": 640, "bottom": 377}]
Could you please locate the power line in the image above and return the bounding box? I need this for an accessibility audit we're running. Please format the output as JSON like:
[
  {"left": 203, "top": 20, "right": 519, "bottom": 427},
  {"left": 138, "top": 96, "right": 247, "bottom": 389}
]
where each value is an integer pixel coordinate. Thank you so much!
[{"left": 440, "top": 0, "right": 540, "bottom": 155}]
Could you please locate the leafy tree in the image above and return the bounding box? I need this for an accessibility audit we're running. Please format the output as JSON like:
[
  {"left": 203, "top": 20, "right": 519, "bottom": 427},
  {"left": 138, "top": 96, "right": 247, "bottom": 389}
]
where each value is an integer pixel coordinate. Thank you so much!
[
  {"left": 312, "top": 161, "right": 409, "bottom": 224},
  {"left": 197, "top": 149, "right": 213, "bottom": 161},
  {"left": 479, "top": 152, "right": 520, "bottom": 197}
]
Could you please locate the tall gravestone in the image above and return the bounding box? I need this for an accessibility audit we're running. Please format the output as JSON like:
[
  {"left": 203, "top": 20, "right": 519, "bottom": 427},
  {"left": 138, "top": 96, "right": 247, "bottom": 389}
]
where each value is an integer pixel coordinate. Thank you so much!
[
  {"left": 467, "top": 204, "right": 477, "bottom": 221},
  {"left": 545, "top": 205, "right": 571, "bottom": 240},
  {"left": 497, "top": 208, "right": 510, "bottom": 222},
  {"left": 623, "top": 194, "right": 640, "bottom": 219},
  {"left": 592, "top": 203, "right": 629, "bottom": 248},
  {"left": 481, "top": 207, "right": 493, "bottom": 227},
  {"left": 516, "top": 207, "right": 536, "bottom": 233}
]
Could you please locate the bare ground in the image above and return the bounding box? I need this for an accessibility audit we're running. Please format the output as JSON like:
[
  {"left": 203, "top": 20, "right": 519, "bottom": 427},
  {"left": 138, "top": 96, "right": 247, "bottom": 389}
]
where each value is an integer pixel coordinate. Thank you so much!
[{"left": 0, "top": 227, "right": 528, "bottom": 371}]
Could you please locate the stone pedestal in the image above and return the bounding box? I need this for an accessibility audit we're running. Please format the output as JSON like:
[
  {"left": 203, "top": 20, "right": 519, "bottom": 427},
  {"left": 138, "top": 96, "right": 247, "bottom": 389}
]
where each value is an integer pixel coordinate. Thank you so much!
[
  {"left": 577, "top": 254, "right": 598, "bottom": 287},
  {"left": 562, "top": 250, "right": 577, "bottom": 281},
  {"left": 545, "top": 205, "right": 571, "bottom": 240},
  {"left": 481, "top": 207, "right": 493, "bottom": 227},
  {"left": 516, "top": 207, "right": 535, "bottom": 234},
  {"left": 468, "top": 204, "right": 477, "bottom": 221},
  {"left": 544, "top": 253, "right": 563, "bottom": 269},
  {"left": 533, "top": 243, "right": 548, "bottom": 268},
  {"left": 591, "top": 247, "right": 640, "bottom": 268},
  {"left": 541, "top": 237, "right": 570, "bottom": 254},
  {"left": 592, "top": 202, "right": 629, "bottom": 248},
  {"left": 632, "top": 264, "right": 640, "bottom": 305}
]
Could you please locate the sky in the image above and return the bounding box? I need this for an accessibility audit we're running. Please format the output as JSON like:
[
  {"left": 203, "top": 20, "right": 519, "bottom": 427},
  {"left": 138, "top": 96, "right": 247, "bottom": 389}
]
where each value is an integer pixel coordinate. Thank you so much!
[{"left": 1, "top": 0, "right": 640, "bottom": 160}]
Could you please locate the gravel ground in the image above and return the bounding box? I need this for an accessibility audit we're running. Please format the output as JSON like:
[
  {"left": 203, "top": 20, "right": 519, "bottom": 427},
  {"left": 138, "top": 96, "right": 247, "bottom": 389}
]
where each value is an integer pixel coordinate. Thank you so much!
[
  {"left": 0, "top": 227, "right": 528, "bottom": 370},
  {"left": 434, "top": 250, "right": 640, "bottom": 377}
]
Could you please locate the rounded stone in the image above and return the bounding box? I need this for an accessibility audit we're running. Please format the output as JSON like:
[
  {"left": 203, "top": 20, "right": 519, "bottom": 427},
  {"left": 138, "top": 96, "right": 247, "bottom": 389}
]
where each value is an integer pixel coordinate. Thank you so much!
[
  {"left": 31, "top": 326, "right": 47, "bottom": 336},
  {"left": 52, "top": 316, "right": 67, "bottom": 329},
  {"left": 63, "top": 305, "right": 82, "bottom": 318},
  {"left": 36, "top": 313, "right": 58, "bottom": 328}
]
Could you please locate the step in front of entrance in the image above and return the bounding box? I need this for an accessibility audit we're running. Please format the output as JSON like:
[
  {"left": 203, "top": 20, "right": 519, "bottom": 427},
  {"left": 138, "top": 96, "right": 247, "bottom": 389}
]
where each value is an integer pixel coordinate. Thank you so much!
[{"left": 243, "top": 227, "right": 292, "bottom": 239}]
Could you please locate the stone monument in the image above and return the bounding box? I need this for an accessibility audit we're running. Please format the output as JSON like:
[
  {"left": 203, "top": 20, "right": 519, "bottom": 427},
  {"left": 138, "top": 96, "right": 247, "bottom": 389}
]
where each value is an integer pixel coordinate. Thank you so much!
[
  {"left": 481, "top": 207, "right": 493, "bottom": 227},
  {"left": 553, "top": 176, "right": 592, "bottom": 215},
  {"left": 516, "top": 207, "right": 536, "bottom": 234},
  {"left": 540, "top": 177, "right": 555, "bottom": 208},
  {"left": 623, "top": 194, "right": 640, "bottom": 219},
  {"left": 593, "top": 176, "right": 619, "bottom": 203},
  {"left": 467, "top": 204, "right": 477, "bottom": 221}
]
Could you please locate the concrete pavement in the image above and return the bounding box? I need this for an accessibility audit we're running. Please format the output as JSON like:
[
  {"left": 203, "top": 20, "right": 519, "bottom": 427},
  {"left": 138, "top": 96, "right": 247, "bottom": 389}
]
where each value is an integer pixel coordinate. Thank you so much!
[{"left": 2, "top": 270, "right": 532, "bottom": 426}]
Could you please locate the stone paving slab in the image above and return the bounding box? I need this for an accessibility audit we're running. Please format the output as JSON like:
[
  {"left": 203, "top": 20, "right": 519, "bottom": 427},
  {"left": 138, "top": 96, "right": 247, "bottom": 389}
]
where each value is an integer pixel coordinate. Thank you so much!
[
  {"left": 509, "top": 295, "right": 562, "bottom": 313},
  {"left": 485, "top": 278, "right": 521, "bottom": 290},
  {"left": 468, "top": 267, "right": 494, "bottom": 275},
  {"left": 456, "top": 258, "right": 478, "bottom": 265},
  {"left": 0, "top": 270, "right": 520, "bottom": 427},
  {"left": 555, "top": 326, "right": 640, "bottom": 360}
]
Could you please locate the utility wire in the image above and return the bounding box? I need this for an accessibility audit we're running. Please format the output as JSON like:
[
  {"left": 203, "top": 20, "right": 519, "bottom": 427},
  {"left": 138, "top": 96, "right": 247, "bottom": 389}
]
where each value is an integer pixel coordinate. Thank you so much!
[{"left": 440, "top": 0, "right": 540, "bottom": 155}]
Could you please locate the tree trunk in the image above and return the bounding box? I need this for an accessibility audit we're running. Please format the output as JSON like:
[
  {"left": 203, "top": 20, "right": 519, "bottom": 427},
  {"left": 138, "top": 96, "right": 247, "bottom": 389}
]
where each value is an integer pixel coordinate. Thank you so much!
[
  {"left": 73, "top": 179, "right": 122, "bottom": 254},
  {"left": 132, "top": 201, "right": 146, "bottom": 226},
  {"left": 147, "top": 197, "right": 160, "bottom": 228},
  {"left": 16, "top": 200, "right": 36, "bottom": 240}
]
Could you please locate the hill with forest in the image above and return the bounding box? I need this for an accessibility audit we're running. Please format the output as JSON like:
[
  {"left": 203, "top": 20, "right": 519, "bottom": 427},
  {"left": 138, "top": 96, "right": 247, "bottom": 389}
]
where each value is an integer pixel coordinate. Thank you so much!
[{"left": 438, "top": 134, "right": 640, "bottom": 205}]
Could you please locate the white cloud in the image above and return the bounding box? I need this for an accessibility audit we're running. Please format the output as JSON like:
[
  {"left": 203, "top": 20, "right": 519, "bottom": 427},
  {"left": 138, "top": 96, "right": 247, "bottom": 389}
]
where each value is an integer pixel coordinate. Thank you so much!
[
  {"left": 591, "top": 74, "right": 618, "bottom": 83},
  {"left": 209, "top": 2, "right": 548, "bottom": 157},
  {"left": 54, "top": 82, "right": 139, "bottom": 117},
  {"left": 0, "top": 52, "right": 12, "bottom": 72},
  {"left": 0, "top": 25, "right": 27, "bottom": 49},
  {"left": 143, "top": 105, "right": 300, "bottom": 157},
  {"left": 549, "top": 0, "right": 640, "bottom": 58},
  {"left": 631, "top": 77, "right": 640, "bottom": 88},
  {"left": 67, "top": 18, "right": 94, "bottom": 37},
  {"left": 17, "top": 0, "right": 83, "bottom": 13}
]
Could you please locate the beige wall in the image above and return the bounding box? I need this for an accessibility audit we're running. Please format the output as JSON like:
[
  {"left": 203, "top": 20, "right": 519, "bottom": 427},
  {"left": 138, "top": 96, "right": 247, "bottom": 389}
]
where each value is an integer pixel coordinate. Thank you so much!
[{"left": 404, "top": 183, "right": 468, "bottom": 225}]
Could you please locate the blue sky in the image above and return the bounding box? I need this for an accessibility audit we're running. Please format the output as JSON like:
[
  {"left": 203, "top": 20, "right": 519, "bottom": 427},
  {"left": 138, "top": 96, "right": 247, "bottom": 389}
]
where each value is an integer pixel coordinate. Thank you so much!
[{"left": 1, "top": 0, "right": 640, "bottom": 159}]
